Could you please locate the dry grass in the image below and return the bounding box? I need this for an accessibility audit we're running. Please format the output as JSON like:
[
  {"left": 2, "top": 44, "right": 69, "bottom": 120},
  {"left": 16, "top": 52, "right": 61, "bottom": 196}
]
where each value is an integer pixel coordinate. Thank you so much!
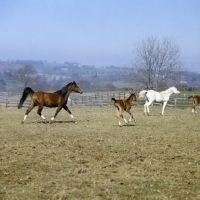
[{"left": 0, "top": 105, "right": 200, "bottom": 199}]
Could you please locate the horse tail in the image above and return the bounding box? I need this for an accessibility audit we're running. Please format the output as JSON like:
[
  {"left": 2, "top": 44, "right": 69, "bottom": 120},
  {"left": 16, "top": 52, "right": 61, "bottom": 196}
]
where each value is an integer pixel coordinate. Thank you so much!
[
  {"left": 145, "top": 92, "right": 149, "bottom": 102},
  {"left": 18, "top": 87, "right": 35, "bottom": 109},
  {"left": 188, "top": 96, "right": 194, "bottom": 102},
  {"left": 111, "top": 98, "right": 116, "bottom": 102}
]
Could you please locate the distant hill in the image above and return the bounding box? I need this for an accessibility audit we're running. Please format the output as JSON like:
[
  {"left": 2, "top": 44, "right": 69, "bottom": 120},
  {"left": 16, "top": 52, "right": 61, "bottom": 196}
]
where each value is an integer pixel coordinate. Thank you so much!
[{"left": 0, "top": 60, "right": 200, "bottom": 91}]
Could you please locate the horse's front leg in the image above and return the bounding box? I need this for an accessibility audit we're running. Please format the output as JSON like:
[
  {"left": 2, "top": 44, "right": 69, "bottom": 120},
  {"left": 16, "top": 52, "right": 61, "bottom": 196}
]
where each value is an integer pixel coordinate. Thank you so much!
[
  {"left": 50, "top": 107, "right": 62, "bottom": 123},
  {"left": 37, "top": 106, "right": 47, "bottom": 123},
  {"left": 144, "top": 102, "right": 151, "bottom": 115},
  {"left": 63, "top": 105, "right": 75, "bottom": 122},
  {"left": 146, "top": 105, "right": 151, "bottom": 115},
  {"left": 144, "top": 101, "right": 151, "bottom": 115},
  {"left": 161, "top": 102, "right": 167, "bottom": 116},
  {"left": 127, "top": 110, "right": 136, "bottom": 123},
  {"left": 116, "top": 107, "right": 127, "bottom": 126}
]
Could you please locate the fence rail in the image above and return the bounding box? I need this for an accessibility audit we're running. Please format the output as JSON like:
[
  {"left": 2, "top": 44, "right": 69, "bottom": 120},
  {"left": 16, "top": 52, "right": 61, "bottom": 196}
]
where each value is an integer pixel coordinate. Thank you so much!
[{"left": 0, "top": 91, "right": 199, "bottom": 109}]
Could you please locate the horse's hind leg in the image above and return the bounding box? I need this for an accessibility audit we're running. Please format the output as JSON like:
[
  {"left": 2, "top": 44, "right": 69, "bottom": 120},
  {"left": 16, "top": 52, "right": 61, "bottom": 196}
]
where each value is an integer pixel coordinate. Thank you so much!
[
  {"left": 192, "top": 103, "right": 195, "bottom": 113},
  {"left": 144, "top": 104, "right": 147, "bottom": 115},
  {"left": 192, "top": 99, "right": 198, "bottom": 114},
  {"left": 115, "top": 107, "right": 123, "bottom": 127},
  {"left": 118, "top": 109, "right": 128, "bottom": 125},
  {"left": 194, "top": 106, "right": 197, "bottom": 114},
  {"left": 192, "top": 104, "right": 197, "bottom": 114},
  {"left": 22, "top": 103, "right": 35, "bottom": 124},
  {"left": 37, "top": 106, "right": 47, "bottom": 123}
]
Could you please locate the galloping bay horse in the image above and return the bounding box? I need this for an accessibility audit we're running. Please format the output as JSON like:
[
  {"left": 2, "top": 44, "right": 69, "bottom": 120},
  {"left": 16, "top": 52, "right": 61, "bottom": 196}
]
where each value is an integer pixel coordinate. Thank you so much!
[
  {"left": 188, "top": 95, "right": 200, "bottom": 114},
  {"left": 18, "top": 81, "right": 83, "bottom": 123},
  {"left": 111, "top": 92, "right": 137, "bottom": 126}
]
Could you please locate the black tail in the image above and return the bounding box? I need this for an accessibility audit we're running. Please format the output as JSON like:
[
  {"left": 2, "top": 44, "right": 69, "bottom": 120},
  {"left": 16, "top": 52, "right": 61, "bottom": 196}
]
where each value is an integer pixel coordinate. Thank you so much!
[
  {"left": 18, "top": 87, "right": 35, "bottom": 109},
  {"left": 145, "top": 92, "right": 149, "bottom": 102},
  {"left": 188, "top": 96, "right": 194, "bottom": 102},
  {"left": 111, "top": 98, "right": 116, "bottom": 102}
]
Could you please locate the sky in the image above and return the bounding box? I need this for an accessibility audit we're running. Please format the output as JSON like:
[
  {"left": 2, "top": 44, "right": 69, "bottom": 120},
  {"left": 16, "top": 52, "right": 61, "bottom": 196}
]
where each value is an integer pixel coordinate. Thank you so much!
[{"left": 0, "top": 0, "right": 200, "bottom": 72}]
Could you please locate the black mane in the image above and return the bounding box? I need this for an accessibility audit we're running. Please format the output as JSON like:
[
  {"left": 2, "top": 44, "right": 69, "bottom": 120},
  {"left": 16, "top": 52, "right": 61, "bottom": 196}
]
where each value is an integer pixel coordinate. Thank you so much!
[{"left": 57, "top": 81, "right": 76, "bottom": 97}]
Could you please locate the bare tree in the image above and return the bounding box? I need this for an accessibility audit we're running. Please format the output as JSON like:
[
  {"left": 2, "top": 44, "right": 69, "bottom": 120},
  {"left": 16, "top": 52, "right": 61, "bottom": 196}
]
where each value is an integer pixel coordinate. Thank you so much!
[
  {"left": 13, "top": 65, "right": 38, "bottom": 87},
  {"left": 127, "top": 36, "right": 183, "bottom": 90}
]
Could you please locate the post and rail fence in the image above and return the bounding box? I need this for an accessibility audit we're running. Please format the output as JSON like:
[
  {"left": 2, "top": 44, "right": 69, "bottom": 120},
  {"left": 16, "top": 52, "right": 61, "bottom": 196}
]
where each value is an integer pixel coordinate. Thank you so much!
[{"left": 0, "top": 91, "right": 199, "bottom": 109}]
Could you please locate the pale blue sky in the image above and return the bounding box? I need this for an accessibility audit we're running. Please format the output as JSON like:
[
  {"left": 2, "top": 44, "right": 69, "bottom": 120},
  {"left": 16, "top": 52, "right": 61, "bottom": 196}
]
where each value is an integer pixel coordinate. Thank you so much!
[{"left": 0, "top": 0, "right": 200, "bottom": 72}]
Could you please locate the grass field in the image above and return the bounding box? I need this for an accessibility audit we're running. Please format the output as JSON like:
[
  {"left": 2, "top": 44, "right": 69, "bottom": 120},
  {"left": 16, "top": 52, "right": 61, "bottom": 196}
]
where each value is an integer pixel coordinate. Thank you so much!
[{"left": 0, "top": 105, "right": 200, "bottom": 199}]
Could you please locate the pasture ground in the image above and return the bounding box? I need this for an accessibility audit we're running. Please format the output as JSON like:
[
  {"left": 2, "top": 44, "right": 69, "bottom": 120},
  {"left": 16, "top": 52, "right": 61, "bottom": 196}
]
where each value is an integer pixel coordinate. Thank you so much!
[{"left": 0, "top": 105, "right": 200, "bottom": 199}]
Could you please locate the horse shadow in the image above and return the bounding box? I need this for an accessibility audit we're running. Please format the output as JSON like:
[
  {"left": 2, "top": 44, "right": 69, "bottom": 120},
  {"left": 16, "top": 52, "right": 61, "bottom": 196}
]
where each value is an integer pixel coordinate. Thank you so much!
[
  {"left": 33, "top": 120, "right": 75, "bottom": 124},
  {"left": 124, "top": 124, "right": 136, "bottom": 127},
  {"left": 113, "top": 124, "right": 136, "bottom": 127}
]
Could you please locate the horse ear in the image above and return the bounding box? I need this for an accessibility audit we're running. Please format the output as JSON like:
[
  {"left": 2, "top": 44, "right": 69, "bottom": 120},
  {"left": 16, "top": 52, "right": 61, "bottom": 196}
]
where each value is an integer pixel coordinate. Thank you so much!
[
  {"left": 129, "top": 91, "right": 135, "bottom": 95},
  {"left": 128, "top": 88, "right": 133, "bottom": 94}
]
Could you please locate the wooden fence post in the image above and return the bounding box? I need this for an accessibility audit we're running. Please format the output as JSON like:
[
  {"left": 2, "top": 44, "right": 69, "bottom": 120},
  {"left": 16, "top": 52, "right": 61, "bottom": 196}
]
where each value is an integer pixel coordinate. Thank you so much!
[{"left": 6, "top": 99, "right": 9, "bottom": 109}]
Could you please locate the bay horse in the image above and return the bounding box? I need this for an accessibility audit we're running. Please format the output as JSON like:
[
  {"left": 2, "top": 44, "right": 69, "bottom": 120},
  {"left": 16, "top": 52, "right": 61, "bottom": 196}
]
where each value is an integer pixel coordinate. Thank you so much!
[
  {"left": 18, "top": 81, "right": 83, "bottom": 123},
  {"left": 138, "top": 86, "right": 180, "bottom": 116},
  {"left": 111, "top": 92, "right": 137, "bottom": 126},
  {"left": 188, "top": 95, "right": 200, "bottom": 114}
]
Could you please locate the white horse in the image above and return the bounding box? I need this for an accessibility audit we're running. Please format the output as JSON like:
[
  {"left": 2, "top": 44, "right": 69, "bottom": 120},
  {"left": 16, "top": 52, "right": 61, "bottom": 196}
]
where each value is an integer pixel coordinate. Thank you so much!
[{"left": 138, "top": 86, "right": 180, "bottom": 116}]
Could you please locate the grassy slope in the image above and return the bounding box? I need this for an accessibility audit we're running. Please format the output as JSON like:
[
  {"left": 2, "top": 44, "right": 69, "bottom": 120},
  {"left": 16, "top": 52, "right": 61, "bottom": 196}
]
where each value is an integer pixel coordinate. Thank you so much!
[{"left": 0, "top": 106, "right": 200, "bottom": 199}]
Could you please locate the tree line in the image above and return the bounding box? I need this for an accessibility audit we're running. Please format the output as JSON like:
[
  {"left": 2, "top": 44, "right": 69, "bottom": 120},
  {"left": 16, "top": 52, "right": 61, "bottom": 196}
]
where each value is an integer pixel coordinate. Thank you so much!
[{"left": 1, "top": 36, "right": 198, "bottom": 92}]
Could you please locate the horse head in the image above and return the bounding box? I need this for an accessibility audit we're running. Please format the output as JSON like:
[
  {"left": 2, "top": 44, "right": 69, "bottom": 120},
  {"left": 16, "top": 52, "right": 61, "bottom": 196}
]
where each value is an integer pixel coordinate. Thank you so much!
[
  {"left": 128, "top": 90, "right": 137, "bottom": 102},
  {"left": 71, "top": 81, "right": 83, "bottom": 94},
  {"left": 171, "top": 86, "right": 180, "bottom": 94},
  {"left": 132, "top": 93, "right": 137, "bottom": 101}
]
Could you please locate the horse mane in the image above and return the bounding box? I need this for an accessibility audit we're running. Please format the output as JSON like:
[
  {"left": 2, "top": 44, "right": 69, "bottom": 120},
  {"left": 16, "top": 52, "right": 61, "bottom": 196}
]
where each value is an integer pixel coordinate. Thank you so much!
[
  {"left": 57, "top": 81, "right": 76, "bottom": 97},
  {"left": 126, "top": 93, "right": 136, "bottom": 102},
  {"left": 165, "top": 86, "right": 176, "bottom": 93}
]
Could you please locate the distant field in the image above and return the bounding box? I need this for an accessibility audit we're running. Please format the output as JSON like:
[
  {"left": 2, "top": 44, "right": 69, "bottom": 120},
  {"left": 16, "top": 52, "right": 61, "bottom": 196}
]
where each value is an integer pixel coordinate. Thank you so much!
[
  {"left": 181, "top": 91, "right": 200, "bottom": 96},
  {"left": 0, "top": 105, "right": 200, "bottom": 199}
]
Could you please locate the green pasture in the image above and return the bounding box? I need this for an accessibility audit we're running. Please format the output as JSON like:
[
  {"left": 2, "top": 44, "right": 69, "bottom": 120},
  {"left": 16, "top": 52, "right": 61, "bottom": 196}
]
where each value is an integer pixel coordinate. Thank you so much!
[{"left": 0, "top": 105, "right": 200, "bottom": 199}]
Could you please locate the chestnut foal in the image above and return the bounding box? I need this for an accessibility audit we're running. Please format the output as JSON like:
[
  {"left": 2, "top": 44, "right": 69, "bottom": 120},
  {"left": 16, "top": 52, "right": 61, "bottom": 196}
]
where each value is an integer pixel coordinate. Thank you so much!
[
  {"left": 188, "top": 95, "right": 200, "bottom": 114},
  {"left": 111, "top": 92, "right": 137, "bottom": 126}
]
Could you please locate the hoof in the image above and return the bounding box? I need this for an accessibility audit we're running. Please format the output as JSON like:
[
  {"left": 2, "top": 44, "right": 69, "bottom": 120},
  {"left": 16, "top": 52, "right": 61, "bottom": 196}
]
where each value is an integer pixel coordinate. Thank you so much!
[
  {"left": 21, "top": 121, "right": 24, "bottom": 124},
  {"left": 134, "top": 120, "right": 137, "bottom": 123},
  {"left": 118, "top": 122, "right": 122, "bottom": 127}
]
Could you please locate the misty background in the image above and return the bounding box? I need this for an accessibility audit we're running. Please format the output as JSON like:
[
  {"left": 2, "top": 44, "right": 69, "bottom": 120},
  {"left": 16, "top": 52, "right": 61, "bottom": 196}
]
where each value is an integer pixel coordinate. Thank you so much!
[{"left": 0, "top": 0, "right": 200, "bottom": 92}]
